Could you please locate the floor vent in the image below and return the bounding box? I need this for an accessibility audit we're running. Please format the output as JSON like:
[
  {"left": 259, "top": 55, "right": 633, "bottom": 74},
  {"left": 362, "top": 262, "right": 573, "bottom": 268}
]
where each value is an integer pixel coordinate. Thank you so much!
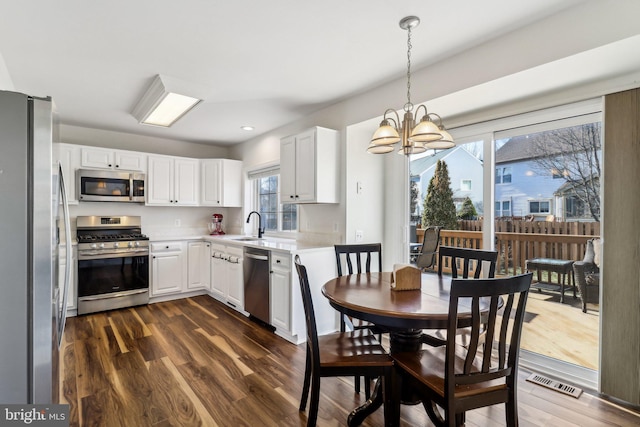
[{"left": 526, "top": 373, "right": 583, "bottom": 398}]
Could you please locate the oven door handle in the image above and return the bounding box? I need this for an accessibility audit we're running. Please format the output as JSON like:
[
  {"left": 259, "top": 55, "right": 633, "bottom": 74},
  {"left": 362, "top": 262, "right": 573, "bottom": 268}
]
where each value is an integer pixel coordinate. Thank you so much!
[
  {"left": 78, "top": 289, "right": 149, "bottom": 301},
  {"left": 78, "top": 250, "right": 149, "bottom": 260}
]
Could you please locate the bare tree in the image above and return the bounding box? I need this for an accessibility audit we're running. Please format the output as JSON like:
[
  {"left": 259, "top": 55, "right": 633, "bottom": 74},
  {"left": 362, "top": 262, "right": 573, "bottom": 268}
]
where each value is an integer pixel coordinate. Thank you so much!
[{"left": 527, "top": 123, "right": 601, "bottom": 221}]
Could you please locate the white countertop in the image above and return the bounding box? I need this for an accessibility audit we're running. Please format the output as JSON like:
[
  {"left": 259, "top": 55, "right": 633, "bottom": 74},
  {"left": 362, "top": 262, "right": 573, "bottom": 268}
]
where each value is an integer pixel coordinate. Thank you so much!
[
  {"left": 149, "top": 233, "right": 333, "bottom": 253},
  {"left": 206, "top": 234, "right": 333, "bottom": 253}
]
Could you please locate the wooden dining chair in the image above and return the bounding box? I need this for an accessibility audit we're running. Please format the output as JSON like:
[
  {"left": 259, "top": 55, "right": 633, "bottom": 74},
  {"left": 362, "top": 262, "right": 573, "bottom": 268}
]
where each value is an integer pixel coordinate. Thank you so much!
[
  {"left": 334, "top": 243, "right": 387, "bottom": 397},
  {"left": 424, "top": 246, "right": 498, "bottom": 347},
  {"left": 392, "top": 273, "right": 533, "bottom": 427},
  {"left": 438, "top": 246, "right": 498, "bottom": 279},
  {"left": 294, "top": 255, "right": 394, "bottom": 427}
]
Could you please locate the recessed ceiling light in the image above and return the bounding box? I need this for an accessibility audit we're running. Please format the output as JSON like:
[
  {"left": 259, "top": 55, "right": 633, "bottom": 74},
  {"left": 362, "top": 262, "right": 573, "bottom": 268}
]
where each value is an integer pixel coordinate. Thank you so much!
[{"left": 241, "top": 126, "right": 254, "bottom": 131}]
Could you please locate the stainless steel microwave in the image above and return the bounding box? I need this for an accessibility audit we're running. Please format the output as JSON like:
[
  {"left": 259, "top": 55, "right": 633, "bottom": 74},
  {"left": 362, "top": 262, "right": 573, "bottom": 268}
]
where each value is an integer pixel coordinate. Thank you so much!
[{"left": 77, "top": 169, "right": 145, "bottom": 202}]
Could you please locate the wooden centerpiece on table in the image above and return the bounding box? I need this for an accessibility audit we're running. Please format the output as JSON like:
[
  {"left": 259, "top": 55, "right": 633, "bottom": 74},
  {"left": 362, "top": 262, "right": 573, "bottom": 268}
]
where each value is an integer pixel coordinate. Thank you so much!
[{"left": 391, "top": 264, "right": 421, "bottom": 291}]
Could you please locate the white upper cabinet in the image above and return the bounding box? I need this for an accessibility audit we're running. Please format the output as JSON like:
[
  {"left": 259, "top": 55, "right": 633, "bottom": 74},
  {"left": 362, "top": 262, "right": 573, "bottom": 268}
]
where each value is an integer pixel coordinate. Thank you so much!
[
  {"left": 53, "top": 143, "right": 80, "bottom": 204},
  {"left": 200, "top": 159, "right": 243, "bottom": 207},
  {"left": 147, "top": 155, "right": 198, "bottom": 206},
  {"left": 280, "top": 126, "right": 339, "bottom": 204},
  {"left": 81, "top": 146, "right": 146, "bottom": 171}
]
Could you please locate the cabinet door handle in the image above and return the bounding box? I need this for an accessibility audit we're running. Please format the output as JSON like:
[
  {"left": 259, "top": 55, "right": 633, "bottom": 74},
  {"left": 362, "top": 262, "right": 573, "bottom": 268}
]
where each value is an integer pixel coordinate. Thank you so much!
[
  {"left": 115, "top": 165, "right": 119, "bottom": 168},
  {"left": 276, "top": 259, "right": 281, "bottom": 264},
  {"left": 289, "top": 195, "right": 294, "bottom": 199},
  {"left": 108, "top": 164, "right": 112, "bottom": 167}
]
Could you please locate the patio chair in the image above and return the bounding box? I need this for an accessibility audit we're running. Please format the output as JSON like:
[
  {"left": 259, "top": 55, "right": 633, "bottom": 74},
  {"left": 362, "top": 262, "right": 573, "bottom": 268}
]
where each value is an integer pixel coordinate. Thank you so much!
[
  {"left": 573, "top": 238, "right": 601, "bottom": 313},
  {"left": 416, "top": 226, "right": 441, "bottom": 270},
  {"left": 392, "top": 273, "right": 533, "bottom": 427},
  {"left": 294, "top": 255, "right": 394, "bottom": 427}
]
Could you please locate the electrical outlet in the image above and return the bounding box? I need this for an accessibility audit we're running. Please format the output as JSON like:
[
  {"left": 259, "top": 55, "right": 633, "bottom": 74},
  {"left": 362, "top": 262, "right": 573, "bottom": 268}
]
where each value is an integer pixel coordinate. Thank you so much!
[
  {"left": 174, "top": 219, "right": 181, "bottom": 227},
  {"left": 355, "top": 230, "right": 363, "bottom": 242}
]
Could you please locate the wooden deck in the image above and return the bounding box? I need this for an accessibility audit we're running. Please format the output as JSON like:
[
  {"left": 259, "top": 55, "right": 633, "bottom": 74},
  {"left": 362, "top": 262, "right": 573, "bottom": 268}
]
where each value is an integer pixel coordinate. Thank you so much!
[{"left": 521, "top": 286, "right": 599, "bottom": 370}]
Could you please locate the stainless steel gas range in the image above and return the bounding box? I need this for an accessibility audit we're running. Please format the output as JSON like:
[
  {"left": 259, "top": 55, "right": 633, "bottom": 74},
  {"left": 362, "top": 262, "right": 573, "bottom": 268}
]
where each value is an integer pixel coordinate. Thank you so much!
[{"left": 76, "top": 216, "right": 149, "bottom": 315}]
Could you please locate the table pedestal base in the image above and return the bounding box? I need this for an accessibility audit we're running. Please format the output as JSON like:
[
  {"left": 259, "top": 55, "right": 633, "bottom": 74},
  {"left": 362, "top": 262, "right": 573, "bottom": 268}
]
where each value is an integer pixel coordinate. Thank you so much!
[{"left": 346, "top": 329, "right": 424, "bottom": 427}]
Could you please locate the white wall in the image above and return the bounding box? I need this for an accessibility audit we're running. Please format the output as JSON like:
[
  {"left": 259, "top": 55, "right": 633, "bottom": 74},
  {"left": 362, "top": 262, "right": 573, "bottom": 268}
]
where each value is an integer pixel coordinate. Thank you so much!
[
  {"left": 229, "top": 1, "right": 640, "bottom": 256},
  {"left": 0, "top": 53, "right": 14, "bottom": 90},
  {"left": 60, "top": 124, "right": 231, "bottom": 159}
]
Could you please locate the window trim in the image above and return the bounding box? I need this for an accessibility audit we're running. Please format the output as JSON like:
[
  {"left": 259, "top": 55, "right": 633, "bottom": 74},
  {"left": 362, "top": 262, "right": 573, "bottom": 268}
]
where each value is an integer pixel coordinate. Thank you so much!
[
  {"left": 248, "top": 164, "right": 298, "bottom": 235},
  {"left": 529, "top": 199, "right": 551, "bottom": 215}
]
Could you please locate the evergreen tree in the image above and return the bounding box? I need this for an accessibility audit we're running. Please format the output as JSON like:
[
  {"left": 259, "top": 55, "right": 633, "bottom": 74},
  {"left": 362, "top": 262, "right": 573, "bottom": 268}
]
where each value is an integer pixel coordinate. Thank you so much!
[
  {"left": 458, "top": 196, "right": 478, "bottom": 220},
  {"left": 422, "top": 160, "right": 458, "bottom": 229}
]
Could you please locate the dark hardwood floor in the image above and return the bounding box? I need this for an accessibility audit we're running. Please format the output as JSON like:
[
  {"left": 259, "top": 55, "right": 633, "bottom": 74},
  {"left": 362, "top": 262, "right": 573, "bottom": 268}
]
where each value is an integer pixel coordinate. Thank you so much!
[{"left": 61, "top": 296, "right": 640, "bottom": 426}]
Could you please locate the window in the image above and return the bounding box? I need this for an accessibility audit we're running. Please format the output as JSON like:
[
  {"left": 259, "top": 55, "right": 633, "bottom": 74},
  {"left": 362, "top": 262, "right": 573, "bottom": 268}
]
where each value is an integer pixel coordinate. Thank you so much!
[
  {"left": 495, "top": 200, "right": 511, "bottom": 217},
  {"left": 461, "top": 179, "right": 472, "bottom": 191},
  {"left": 552, "top": 168, "right": 569, "bottom": 179},
  {"left": 250, "top": 167, "right": 298, "bottom": 232},
  {"left": 529, "top": 200, "right": 551, "bottom": 214},
  {"left": 496, "top": 166, "right": 512, "bottom": 184}
]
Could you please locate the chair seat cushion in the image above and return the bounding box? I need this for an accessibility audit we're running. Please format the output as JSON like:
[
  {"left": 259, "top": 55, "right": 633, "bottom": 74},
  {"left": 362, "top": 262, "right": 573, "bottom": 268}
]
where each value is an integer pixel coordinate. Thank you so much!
[
  {"left": 318, "top": 330, "right": 393, "bottom": 367},
  {"left": 393, "top": 346, "right": 507, "bottom": 399}
]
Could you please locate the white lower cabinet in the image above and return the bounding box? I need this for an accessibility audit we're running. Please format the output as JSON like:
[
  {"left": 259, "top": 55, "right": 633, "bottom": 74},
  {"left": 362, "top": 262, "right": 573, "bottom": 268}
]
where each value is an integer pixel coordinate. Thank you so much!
[
  {"left": 187, "top": 241, "right": 211, "bottom": 291},
  {"left": 151, "top": 242, "right": 186, "bottom": 296},
  {"left": 270, "top": 252, "right": 291, "bottom": 332},
  {"left": 210, "top": 244, "right": 243, "bottom": 309}
]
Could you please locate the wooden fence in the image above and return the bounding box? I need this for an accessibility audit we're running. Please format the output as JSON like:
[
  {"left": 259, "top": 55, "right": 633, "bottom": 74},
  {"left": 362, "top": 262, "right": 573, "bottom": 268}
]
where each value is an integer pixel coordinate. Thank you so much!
[{"left": 416, "top": 220, "right": 600, "bottom": 275}]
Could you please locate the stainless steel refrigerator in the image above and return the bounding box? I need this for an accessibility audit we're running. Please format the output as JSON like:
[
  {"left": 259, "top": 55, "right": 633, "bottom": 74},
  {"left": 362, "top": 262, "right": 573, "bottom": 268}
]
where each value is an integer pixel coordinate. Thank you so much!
[{"left": 0, "top": 90, "right": 71, "bottom": 403}]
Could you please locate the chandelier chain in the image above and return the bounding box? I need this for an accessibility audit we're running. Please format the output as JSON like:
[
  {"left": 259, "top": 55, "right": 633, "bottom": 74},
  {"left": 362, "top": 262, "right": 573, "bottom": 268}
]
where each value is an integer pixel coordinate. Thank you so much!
[{"left": 405, "top": 26, "right": 413, "bottom": 112}]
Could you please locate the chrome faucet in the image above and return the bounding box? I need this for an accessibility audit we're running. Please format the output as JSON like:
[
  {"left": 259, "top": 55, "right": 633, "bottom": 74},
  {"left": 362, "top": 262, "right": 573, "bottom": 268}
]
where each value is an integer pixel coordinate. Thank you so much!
[{"left": 246, "top": 211, "right": 264, "bottom": 238}]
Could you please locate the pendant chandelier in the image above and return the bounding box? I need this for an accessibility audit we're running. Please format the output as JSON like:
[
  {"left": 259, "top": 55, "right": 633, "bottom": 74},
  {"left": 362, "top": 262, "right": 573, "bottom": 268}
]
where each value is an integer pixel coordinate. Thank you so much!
[{"left": 367, "top": 16, "right": 455, "bottom": 156}]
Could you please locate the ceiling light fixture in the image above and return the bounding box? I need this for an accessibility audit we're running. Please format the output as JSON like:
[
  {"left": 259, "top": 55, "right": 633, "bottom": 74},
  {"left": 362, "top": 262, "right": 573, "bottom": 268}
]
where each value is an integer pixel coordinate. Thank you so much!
[
  {"left": 240, "top": 126, "right": 254, "bottom": 131},
  {"left": 367, "top": 16, "right": 455, "bottom": 156},
  {"left": 132, "top": 74, "right": 202, "bottom": 127}
]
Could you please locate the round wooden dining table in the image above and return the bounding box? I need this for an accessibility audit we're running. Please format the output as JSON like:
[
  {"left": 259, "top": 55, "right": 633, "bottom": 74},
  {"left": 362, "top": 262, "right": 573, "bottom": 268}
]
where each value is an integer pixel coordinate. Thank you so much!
[{"left": 322, "top": 271, "right": 491, "bottom": 427}]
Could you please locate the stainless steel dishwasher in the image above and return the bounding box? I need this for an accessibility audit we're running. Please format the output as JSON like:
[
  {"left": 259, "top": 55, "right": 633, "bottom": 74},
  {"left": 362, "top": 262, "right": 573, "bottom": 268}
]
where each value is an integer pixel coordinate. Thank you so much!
[{"left": 243, "top": 247, "right": 271, "bottom": 326}]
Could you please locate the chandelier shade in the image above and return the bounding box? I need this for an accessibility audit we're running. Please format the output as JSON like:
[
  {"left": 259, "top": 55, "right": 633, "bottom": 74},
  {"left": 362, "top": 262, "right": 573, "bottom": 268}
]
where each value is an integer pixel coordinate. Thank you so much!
[
  {"left": 367, "top": 16, "right": 455, "bottom": 156},
  {"left": 370, "top": 118, "right": 401, "bottom": 145}
]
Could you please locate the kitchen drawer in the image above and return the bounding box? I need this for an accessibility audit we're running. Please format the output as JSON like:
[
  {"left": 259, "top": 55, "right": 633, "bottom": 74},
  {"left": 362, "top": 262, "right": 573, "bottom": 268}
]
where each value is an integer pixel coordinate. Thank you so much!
[
  {"left": 151, "top": 242, "right": 183, "bottom": 253},
  {"left": 227, "top": 246, "right": 243, "bottom": 258},
  {"left": 271, "top": 252, "right": 290, "bottom": 269}
]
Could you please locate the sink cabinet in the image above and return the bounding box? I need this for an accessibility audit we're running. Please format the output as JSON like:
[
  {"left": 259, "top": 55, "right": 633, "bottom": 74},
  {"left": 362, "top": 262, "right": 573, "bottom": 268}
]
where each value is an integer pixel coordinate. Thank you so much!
[
  {"left": 280, "top": 126, "right": 339, "bottom": 204},
  {"left": 210, "top": 244, "right": 244, "bottom": 309}
]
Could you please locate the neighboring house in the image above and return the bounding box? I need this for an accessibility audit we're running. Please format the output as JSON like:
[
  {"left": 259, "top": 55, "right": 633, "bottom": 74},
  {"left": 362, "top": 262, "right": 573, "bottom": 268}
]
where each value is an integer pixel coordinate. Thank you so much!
[
  {"left": 410, "top": 146, "right": 484, "bottom": 217},
  {"left": 495, "top": 130, "right": 601, "bottom": 221}
]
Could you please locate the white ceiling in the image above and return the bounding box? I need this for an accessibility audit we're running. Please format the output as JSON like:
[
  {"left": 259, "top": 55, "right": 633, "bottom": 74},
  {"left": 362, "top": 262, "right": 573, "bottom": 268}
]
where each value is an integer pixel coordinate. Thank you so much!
[{"left": 0, "top": 0, "right": 624, "bottom": 146}]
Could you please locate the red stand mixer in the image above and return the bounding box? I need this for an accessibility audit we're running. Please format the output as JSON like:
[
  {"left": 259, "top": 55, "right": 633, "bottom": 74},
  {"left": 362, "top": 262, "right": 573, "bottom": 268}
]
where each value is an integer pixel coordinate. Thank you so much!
[{"left": 208, "top": 213, "right": 225, "bottom": 235}]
